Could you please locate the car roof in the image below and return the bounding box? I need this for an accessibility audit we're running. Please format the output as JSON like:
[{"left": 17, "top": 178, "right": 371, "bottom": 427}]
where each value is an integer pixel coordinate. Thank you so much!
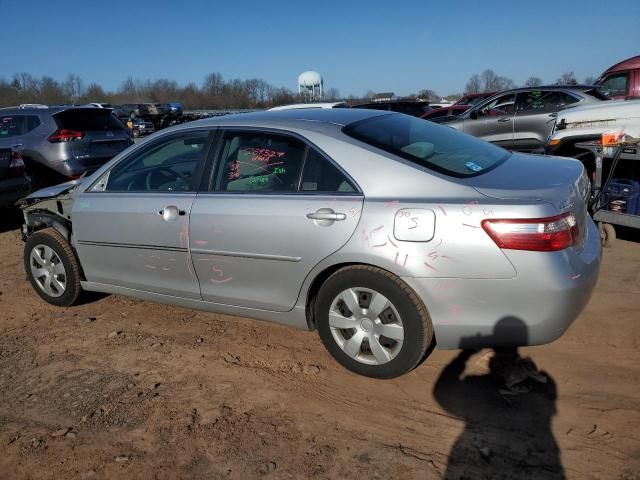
[
  {"left": 0, "top": 105, "right": 105, "bottom": 115},
  {"left": 184, "top": 108, "right": 389, "bottom": 132},
  {"left": 602, "top": 55, "right": 640, "bottom": 74},
  {"left": 489, "top": 85, "right": 598, "bottom": 95},
  {"left": 269, "top": 102, "right": 347, "bottom": 110}
]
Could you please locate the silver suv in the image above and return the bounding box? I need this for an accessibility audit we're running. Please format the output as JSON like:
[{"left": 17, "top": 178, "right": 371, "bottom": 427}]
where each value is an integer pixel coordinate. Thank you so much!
[
  {"left": 0, "top": 105, "right": 133, "bottom": 187},
  {"left": 435, "top": 86, "right": 606, "bottom": 152}
]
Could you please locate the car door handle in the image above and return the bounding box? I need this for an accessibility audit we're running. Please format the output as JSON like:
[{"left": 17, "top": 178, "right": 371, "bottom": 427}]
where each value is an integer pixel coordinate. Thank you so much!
[
  {"left": 306, "top": 211, "right": 346, "bottom": 221},
  {"left": 549, "top": 112, "right": 558, "bottom": 118},
  {"left": 497, "top": 117, "right": 512, "bottom": 123},
  {"left": 158, "top": 205, "right": 186, "bottom": 221}
]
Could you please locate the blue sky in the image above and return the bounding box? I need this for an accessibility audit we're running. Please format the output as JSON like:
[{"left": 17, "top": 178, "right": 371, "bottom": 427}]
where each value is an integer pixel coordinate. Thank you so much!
[{"left": 2, "top": 0, "right": 639, "bottom": 97}]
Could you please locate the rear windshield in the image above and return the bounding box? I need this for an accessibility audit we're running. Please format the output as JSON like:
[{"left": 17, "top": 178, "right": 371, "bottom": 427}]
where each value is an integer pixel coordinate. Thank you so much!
[
  {"left": 343, "top": 113, "right": 509, "bottom": 177},
  {"left": 55, "top": 109, "right": 125, "bottom": 131}
]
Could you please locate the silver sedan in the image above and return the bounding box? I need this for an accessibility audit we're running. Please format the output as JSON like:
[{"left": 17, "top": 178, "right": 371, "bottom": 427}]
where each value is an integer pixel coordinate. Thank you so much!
[{"left": 20, "top": 109, "right": 601, "bottom": 378}]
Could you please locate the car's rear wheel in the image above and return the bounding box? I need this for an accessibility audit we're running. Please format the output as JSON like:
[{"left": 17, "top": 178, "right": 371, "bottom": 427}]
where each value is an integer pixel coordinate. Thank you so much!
[
  {"left": 315, "top": 265, "right": 433, "bottom": 379},
  {"left": 24, "top": 228, "right": 81, "bottom": 307}
]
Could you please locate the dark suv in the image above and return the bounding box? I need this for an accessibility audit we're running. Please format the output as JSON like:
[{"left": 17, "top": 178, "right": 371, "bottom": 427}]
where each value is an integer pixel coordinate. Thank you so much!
[{"left": 0, "top": 105, "right": 133, "bottom": 187}]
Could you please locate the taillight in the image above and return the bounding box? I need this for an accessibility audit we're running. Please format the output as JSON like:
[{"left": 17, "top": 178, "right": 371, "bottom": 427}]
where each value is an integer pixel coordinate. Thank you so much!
[
  {"left": 9, "top": 149, "right": 25, "bottom": 177},
  {"left": 48, "top": 129, "right": 85, "bottom": 143},
  {"left": 482, "top": 212, "right": 579, "bottom": 252}
]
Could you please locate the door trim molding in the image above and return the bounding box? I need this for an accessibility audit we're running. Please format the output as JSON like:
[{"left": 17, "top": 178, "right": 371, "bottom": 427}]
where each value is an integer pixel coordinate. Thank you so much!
[
  {"left": 77, "top": 240, "right": 188, "bottom": 253},
  {"left": 190, "top": 248, "right": 301, "bottom": 262}
]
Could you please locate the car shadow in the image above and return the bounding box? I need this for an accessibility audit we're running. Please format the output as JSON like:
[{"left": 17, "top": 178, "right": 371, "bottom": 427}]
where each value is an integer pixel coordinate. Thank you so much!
[{"left": 433, "top": 317, "right": 565, "bottom": 479}]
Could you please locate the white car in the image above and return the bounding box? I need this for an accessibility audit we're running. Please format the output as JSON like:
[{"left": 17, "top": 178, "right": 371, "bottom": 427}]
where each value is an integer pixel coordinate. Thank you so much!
[{"left": 547, "top": 100, "right": 640, "bottom": 157}]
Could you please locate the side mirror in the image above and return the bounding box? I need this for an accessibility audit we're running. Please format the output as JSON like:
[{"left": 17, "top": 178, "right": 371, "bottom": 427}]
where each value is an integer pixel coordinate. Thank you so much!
[{"left": 469, "top": 110, "right": 479, "bottom": 120}]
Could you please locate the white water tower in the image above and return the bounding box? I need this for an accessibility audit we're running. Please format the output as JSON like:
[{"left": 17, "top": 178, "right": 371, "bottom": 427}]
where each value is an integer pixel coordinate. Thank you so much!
[{"left": 298, "top": 71, "right": 323, "bottom": 101}]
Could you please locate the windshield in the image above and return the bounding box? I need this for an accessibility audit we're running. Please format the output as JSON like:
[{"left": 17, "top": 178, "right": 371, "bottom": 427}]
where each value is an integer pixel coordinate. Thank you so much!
[{"left": 343, "top": 113, "right": 510, "bottom": 177}]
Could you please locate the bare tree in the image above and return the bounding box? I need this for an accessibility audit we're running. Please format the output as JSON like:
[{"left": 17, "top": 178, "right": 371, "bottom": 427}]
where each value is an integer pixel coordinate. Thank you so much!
[
  {"left": 39, "top": 77, "right": 67, "bottom": 104},
  {"left": 417, "top": 89, "right": 439, "bottom": 101},
  {"left": 325, "top": 87, "right": 341, "bottom": 101},
  {"left": 465, "top": 74, "right": 482, "bottom": 94},
  {"left": 202, "top": 72, "right": 224, "bottom": 97},
  {"left": 556, "top": 71, "right": 578, "bottom": 85},
  {"left": 62, "top": 74, "right": 84, "bottom": 104},
  {"left": 584, "top": 76, "right": 596, "bottom": 85},
  {"left": 524, "top": 76, "right": 543, "bottom": 87}
]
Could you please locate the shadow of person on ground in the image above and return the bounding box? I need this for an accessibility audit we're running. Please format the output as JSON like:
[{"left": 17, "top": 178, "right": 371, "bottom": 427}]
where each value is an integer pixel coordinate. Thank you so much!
[{"left": 433, "top": 317, "right": 565, "bottom": 480}]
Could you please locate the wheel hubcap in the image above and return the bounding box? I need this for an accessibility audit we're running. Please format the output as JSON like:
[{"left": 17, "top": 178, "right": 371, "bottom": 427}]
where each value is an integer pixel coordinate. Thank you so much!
[
  {"left": 329, "top": 288, "right": 404, "bottom": 365},
  {"left": 29, "top": 244, "right": 67, "bottom": 298}
]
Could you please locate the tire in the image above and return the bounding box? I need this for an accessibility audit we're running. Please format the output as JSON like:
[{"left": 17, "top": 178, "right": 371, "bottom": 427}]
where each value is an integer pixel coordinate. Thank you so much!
[
  {"left": 600, "top": 223, "right": 616, "bottom": 248},
  {"left": 315, "top": 265, "right": 434, "bottom": 379},
  {"left": 24, "top": 228, "right": 81, "bottom": 307}
]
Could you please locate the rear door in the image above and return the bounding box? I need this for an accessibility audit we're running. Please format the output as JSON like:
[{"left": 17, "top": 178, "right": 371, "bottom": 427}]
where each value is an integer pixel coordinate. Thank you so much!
[
  {"left": 54, "top": 108, "right": 131, "bottom": 171},
  {"left": 190, "top": 129, "right": 363, "bottom": 312},
  {"left": 463, "top": 92, "right": 516, "bottom": 147},
  {"left": 73, "top": 129, "right": 213, "bottom": 298},
  {"left": 512, "top": 90, "right": 580, "bottom": 151}
]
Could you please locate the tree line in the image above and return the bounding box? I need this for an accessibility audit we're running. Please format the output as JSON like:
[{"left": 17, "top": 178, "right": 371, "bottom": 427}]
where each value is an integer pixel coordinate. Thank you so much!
[
  {"left": 0, "top": 72, "right": 343, "bottom": 110},
  {"left": 463, "top": 69, "right": 596, "bottom": 95},
  {"left": 0, "top": 69, "right": 598, "bottom": 110}
]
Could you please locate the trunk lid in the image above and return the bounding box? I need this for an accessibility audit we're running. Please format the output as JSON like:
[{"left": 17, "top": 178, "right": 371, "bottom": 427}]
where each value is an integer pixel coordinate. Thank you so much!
[{"left": 467, "top": 153, "right": 590, "bottom": 246}]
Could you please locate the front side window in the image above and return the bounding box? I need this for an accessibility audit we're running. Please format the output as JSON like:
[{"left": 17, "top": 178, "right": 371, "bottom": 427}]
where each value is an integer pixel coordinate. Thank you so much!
[
  {"left": 212, "top": 132, "right": 306, "bottom": 192},
  {"left": 343, "top": 113, "right": 509, "bottom": 177},
  {"left": 102, "top": 133, "right": 208, "bottom": 192},
  {"left": 0, "top": 115, "right": 38, "bottom": 137},
  {"left": 477, "top": 93, "right": 516, "bottom": 116},
  {"left": 599, "top": 73, "right": 629, "bottom": 97}
]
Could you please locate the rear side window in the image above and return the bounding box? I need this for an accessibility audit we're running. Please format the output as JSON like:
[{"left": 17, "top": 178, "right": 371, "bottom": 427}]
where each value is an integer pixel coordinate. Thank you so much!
[
  {"left": 300, "top": 149, "right": 356, "bottom": 193},
  {"left": 515, "top": 91, "right": 579, "bottom": 112},
  {"left": 213, "top": 132, "right": 306, "bottom": 192},
  {"left": 55, "top": 109, "right": 125, "bottom": 131},
  {"left": 343, "top": 113, "right": 509, "bottom": 177},
  {"left": 0, "top": 115, "right": 40, "bottom": 137}
]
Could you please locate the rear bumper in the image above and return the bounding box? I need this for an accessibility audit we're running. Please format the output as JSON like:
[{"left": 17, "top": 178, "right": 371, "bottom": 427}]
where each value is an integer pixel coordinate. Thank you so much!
[
  {"left": 403, "top": 217, "right": 601, "bottom": 349},
  {"left": 0, "top": 176, "right": 31, "bottom": 207}
]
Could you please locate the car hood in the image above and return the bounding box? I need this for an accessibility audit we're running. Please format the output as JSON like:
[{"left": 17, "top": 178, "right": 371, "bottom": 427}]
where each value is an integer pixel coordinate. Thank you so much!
[
  {"left": 557, "top": 99, "right": 640, "bottom": 122},
  {"left": 24, "top": 179, "right": 83, "bottom": 200},
  {"left": 465, "top": 152, "right": 587, "bottom": 211}
]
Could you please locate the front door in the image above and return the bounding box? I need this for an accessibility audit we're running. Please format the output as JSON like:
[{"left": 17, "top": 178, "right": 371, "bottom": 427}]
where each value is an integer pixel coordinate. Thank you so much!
[
  {"left": 190, "top": 129, "right": 363, "bottom": 312},
  {"left": 464, "top": 92, "right": 516, "bottom": 147},
  {"left": 73, "top": 130, "right": 213, "bottom": 299}
]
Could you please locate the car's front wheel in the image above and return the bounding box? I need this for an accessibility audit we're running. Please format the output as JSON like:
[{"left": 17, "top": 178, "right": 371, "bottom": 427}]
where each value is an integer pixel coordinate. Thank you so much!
[
  {"left": 24, "top": 228, "right": 81, "bottom": 307},
  {"left": 316, "top": 265, "right": 434, "bottom": 379}
]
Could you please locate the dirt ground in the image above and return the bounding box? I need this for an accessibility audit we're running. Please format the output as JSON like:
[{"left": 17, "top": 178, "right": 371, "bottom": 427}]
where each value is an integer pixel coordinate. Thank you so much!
[{"left": 0, "top": 219, "right": 639, "bottom": 480}]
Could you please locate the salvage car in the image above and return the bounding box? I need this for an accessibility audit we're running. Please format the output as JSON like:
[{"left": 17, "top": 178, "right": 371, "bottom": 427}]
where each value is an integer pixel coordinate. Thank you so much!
[
  {"left": 438, "top": 86, "right": 606, "bottom": 152},
  {"left": 0, "top": 106, "right": 133, "bottom": 188},
  {"left": 19, "top": 109, "right": 600, "bottom": 379}
]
